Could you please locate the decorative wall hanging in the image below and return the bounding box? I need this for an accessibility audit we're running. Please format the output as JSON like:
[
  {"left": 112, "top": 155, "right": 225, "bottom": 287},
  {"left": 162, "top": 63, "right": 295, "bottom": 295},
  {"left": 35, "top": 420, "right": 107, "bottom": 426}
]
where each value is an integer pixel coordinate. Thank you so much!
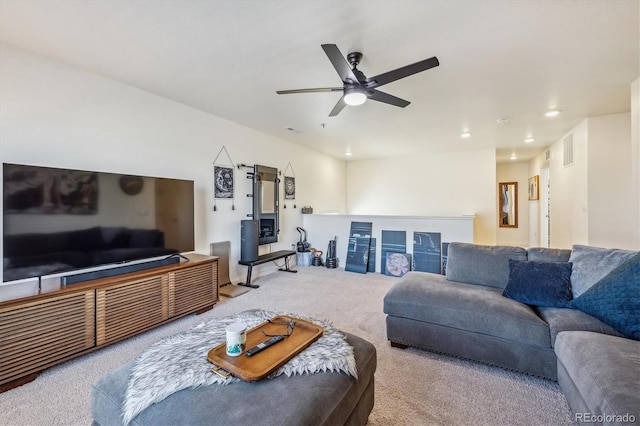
[
  {"left": 528, "top": 175, "right": 539, "bottom": 201},
  {"left": 212, "top": 145, "right": 236, "bottom": 211},
  {"left": 283, "top": 162, "right": 296, "bottom": 208}
]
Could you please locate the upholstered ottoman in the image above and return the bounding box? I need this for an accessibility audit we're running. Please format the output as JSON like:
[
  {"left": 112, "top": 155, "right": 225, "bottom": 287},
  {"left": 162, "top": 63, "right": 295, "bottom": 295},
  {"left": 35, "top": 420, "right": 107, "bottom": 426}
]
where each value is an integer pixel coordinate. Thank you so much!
[{"left": 91, "top": 332, "right": 376, "bottom": 426}]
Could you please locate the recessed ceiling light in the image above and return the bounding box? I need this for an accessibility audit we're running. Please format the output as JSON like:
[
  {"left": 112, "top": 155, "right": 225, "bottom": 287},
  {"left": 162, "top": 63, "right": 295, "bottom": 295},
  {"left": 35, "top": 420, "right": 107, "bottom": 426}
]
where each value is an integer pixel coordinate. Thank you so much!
[
  {"left": 510, "top": 153, "right": 518, "bottom": 160},
  {"left": 345, "top": 152, "right": 352, "bottom": 156},
  {"left": 524, "top": 137, "right": 535, "bottom": 143},
  {"left": 544, "top": 109, "right": 561, "bottom": 118},
  {"left": 460, "top": 132, "right": 471, "bottom": 138}
]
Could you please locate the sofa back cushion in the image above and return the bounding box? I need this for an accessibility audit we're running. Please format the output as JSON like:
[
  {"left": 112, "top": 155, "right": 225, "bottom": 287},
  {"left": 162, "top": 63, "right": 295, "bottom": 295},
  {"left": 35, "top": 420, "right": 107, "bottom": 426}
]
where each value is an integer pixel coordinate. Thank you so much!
[
  {"left": 4, "top": 231, "right": 72, "bottom": 257},
  {"left": 446, "top": 242, "right": 527, "bottom": 289},
  {"left": 527, "top": 247, "right": 571, "bottom": 263},
  {"left": 128, "top": 229, "right": 164, "bottom": 248}
]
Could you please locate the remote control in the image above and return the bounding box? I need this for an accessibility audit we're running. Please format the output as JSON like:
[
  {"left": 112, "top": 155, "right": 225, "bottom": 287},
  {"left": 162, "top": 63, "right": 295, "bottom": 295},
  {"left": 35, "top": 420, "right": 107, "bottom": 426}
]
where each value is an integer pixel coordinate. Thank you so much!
[{"left": 245, "top": 335, "right": 285, "bottom": 356}]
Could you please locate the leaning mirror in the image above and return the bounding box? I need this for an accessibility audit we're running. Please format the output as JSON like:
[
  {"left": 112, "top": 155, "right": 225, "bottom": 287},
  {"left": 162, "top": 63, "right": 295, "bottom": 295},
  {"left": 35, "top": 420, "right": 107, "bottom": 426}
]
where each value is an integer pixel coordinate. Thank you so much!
[{"left": 499, "top": 182, "right": 518, "bottom": 228}]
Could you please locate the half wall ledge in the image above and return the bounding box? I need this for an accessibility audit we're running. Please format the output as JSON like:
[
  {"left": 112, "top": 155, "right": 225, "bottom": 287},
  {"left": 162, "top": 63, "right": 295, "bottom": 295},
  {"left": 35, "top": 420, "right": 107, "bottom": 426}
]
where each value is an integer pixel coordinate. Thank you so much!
[{"left": 301, "top": 214, "right": 475, "bottom": 274}]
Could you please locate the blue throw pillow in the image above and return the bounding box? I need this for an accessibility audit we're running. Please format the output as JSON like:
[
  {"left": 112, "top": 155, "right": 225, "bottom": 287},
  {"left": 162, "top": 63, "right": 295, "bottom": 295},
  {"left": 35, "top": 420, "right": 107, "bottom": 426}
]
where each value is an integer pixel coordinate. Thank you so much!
[
  {"left": 569, "top": 253, "right": 640, "bottom": 340},
  {"left": 569, "top": 245, "right": 637, "bottom": 297},
  {"left": 502, "top": 259, "right": 573, "bottom": 307}
]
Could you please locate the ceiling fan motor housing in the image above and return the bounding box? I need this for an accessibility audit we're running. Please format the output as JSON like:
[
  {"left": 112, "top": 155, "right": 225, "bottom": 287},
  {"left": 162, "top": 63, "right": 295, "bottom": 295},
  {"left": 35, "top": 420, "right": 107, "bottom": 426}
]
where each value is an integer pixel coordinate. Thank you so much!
[{"left": 347, "top": 52, "right": 363, "bottom": 67}]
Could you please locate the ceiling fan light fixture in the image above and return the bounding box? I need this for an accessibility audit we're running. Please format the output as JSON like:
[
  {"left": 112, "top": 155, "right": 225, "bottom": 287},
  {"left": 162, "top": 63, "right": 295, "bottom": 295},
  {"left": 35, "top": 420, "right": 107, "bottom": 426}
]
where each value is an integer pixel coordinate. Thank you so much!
[{"left": 343, "top": 88, "right": 367, "bottom": 106}]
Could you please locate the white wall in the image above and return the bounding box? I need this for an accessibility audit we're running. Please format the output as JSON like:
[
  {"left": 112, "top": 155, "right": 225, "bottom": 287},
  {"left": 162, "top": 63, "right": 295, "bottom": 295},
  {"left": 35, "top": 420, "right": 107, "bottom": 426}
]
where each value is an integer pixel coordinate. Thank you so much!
[
  {"left": 538, "top": 112, "right": 637, "bottom": 250},
  {"left": 496, "top": 162, "right": 529, "bottom": 247},
  {"left": 587, "top": 113, "right": 634, "bottom": 249},
  {"left": 548, "top": 120, "right": 589, "bottom": 248},
  {"left": 631, "top": 78, "right": 639, "bottom": 249},
  {"left": 346, "top": 149, "right": 497, "bottom": 244},
  {"left": 0, "top": 43, "right": 347, "bottom": 284}
]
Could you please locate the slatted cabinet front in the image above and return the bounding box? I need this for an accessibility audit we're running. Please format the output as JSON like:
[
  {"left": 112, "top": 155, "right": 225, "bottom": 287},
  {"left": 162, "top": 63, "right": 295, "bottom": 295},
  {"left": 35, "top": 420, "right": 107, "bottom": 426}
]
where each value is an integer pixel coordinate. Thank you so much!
[
  {"left": 169, "top": 261, "right": 217, "bottom": 317},
  {"left": 0, "top": 291, "right": 95, "bottom": 385},
  {"left": 96, "top": 275, "right": 169, "bottom": 345}
]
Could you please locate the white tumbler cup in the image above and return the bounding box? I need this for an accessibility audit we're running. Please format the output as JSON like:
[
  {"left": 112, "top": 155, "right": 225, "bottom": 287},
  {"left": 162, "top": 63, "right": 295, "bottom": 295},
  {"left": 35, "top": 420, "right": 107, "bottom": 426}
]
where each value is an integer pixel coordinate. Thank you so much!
[{"left": 226, "top": 321, "right": 247, "bottom": 356}]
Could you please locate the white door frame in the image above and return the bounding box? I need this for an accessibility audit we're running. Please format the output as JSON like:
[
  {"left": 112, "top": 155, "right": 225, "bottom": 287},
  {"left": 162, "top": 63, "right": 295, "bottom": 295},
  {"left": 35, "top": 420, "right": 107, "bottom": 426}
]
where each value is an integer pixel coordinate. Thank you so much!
[{"left": 540, "top": 167, "right": 550, "bottom": 247}]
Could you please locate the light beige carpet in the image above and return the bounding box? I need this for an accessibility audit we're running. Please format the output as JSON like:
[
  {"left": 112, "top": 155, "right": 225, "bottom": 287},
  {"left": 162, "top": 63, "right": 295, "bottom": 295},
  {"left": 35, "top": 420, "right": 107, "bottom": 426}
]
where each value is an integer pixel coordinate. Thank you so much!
[{"left": 0, "top": 266, "right": 574, "bottom": 425}]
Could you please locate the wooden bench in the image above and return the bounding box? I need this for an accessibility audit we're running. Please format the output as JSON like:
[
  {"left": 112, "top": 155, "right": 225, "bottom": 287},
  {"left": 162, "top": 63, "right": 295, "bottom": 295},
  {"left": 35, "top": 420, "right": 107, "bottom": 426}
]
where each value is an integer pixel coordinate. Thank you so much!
[{"left": 238, "top": 250, "right": 296, "bottom": 288}]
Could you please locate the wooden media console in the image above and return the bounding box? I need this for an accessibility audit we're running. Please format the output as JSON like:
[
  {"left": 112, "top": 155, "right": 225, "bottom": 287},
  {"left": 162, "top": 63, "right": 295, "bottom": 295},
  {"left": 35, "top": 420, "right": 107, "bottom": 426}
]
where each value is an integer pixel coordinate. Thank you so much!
[{"left": 0, "top": 253, "right": 218, "bottom": 392}]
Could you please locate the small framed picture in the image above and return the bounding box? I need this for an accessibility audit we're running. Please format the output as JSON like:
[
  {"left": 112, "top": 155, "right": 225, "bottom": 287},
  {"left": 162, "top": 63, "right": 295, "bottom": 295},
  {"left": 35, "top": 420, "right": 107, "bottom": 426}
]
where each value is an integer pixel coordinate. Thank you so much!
[{"left": 528, "top": 175, "right": 539, "bottom": 201}]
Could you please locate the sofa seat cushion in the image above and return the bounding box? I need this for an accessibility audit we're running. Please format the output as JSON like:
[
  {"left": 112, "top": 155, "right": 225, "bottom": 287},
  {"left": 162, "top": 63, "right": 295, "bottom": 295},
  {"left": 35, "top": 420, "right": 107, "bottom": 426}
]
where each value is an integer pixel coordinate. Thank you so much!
[
  {"left": 383, "top": 271, "right": 551, "bottom": 348},
  {"left": 535, "top": 307, "right": 624, "bottom": 347},
  {"left": 555, "top": 331, "right": 640, "bottom": 421}
]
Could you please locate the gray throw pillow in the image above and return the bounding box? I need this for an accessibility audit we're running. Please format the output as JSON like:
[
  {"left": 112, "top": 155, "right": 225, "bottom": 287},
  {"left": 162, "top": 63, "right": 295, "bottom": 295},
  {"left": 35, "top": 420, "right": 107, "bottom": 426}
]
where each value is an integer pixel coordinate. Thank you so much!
[{"left": 569, "top": 245, "right": 638, "bottom": 297}]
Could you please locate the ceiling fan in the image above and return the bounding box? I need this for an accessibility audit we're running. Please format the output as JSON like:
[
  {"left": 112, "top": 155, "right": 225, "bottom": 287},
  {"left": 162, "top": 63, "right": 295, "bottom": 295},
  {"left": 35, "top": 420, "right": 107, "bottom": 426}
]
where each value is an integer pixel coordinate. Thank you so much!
[{"left": 276, "top": 44, "right": 439, "bottom": 117}]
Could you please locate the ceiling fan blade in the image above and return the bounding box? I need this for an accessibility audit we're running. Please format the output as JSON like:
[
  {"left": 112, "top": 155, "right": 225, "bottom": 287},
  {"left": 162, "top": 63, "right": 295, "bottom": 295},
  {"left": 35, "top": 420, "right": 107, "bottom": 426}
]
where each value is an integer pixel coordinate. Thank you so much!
[
  {"left": 368, "top": 89, "right": 410, "bottom": 108},
  {"left": 329, "top": 97, "right": 347, "bottom": 117},
  {"left": 365, "top": 56, "right": 439, "bottom": 88},
  {"left": 321, "top": 44, "right": 360, "bottom": 84},
  {"left": 277, "top": 87, "right": 343, "bottom": 94}
]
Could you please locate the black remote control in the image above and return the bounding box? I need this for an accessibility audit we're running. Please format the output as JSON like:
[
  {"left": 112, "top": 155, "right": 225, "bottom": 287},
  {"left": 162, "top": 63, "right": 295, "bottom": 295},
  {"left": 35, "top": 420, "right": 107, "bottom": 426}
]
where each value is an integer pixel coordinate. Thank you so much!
[{"left": 245, "top": 335, "right": 285, "bottom": 356}]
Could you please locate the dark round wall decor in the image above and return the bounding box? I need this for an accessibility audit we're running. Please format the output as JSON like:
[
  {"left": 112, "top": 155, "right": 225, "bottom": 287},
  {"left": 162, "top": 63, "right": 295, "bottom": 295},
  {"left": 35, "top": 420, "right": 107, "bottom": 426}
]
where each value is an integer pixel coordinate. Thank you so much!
[{"left": 119, "top": 175, "right": 144, "bottom": 195}]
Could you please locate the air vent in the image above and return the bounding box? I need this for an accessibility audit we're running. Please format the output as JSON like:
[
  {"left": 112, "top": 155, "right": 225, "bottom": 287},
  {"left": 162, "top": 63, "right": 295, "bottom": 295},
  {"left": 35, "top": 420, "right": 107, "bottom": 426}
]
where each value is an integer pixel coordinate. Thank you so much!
[
  {"left": 563, "top": 133, "right": 574, "bottom": 167},
  {"left": 545, "top": 149, "right": 551, "bottom": 161}
]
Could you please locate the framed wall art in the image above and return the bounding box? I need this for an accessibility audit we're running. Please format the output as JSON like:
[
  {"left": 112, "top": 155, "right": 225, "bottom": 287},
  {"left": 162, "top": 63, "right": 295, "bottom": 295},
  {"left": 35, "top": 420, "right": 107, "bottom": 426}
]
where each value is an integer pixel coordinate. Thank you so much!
[{"left": 528, "top": 175, "right": 539, "bottom": 201}]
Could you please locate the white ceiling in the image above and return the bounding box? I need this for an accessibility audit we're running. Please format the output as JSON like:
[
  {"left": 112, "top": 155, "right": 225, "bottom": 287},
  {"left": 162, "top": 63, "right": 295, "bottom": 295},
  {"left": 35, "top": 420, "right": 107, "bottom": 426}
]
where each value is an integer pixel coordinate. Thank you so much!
[{"left": 0, "top": 1, "right": 638, "bottom": 163}]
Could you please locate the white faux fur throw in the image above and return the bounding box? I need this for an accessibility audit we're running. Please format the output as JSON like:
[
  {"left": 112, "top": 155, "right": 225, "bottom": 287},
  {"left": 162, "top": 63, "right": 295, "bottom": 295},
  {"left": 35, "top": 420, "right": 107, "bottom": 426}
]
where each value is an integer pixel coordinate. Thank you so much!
[{"left": 122, "top": 309, "right": 357, "bottom": 425}]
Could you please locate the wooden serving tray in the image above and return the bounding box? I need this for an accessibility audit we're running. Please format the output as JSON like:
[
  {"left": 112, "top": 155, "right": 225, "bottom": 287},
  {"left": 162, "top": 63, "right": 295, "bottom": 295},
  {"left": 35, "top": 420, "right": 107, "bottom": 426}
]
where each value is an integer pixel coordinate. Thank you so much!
[{"left": 207, "top": 315, "right": 323, "bottom": 382}]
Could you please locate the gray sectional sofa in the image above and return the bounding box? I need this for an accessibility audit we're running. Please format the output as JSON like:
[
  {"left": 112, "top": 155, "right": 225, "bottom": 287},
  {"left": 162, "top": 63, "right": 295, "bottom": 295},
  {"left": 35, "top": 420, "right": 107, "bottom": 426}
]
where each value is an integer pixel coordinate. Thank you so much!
[{"left": 383, "top": 242, "right": 639, "bottom": 423}]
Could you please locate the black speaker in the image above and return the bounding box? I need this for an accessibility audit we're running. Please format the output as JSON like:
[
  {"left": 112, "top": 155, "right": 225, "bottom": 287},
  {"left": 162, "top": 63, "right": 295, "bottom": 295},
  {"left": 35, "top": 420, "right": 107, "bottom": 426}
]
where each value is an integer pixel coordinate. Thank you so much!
[{"left": 240, "top": 220, "right": 259, "bottom": 262}]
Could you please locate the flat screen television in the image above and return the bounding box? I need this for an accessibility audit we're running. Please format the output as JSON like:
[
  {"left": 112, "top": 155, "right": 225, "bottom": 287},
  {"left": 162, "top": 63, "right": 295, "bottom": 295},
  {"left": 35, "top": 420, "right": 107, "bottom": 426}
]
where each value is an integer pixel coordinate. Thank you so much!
[{"left": 3, "top": 163, "right": 194, "bottom": 283}]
